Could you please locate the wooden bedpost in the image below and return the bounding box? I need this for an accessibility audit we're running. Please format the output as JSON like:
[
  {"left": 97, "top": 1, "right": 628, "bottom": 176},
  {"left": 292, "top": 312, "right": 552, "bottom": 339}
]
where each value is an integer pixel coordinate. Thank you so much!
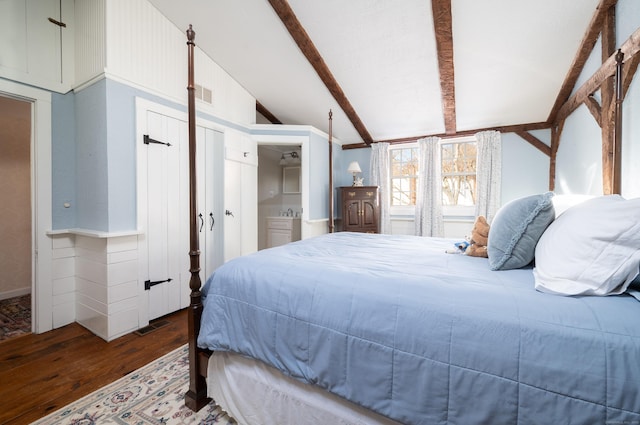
[
  {"left": 328, "top": 110, "right": 335, "bottom": 233},
  {"left": 612, "top": 48, "right": 624, "bottom": 195},
  {"left": 184, "top": 24, "right": 210, "bottom": 412}
]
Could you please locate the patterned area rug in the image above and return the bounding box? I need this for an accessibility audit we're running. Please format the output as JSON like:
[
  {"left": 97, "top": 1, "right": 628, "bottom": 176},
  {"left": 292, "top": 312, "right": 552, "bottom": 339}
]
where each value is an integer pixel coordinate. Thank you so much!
[
  {"left": 31, "top": 345, "right": 236, "bottom": 424},
  {"left": 0, "top": 294, "right": 31, "bottom": 342}
]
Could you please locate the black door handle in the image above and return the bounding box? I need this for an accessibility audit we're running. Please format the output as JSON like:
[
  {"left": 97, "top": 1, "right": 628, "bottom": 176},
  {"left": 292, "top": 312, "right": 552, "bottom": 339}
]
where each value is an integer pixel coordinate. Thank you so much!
[
  {"left": 199, "top": 213, "right": 204, "bottom": 232},
  {"left": 209, "top": 212, "right": 214, "bottom": 230},
  {"left": 225, "top": 210, "right": 234, "bottom": 217}
]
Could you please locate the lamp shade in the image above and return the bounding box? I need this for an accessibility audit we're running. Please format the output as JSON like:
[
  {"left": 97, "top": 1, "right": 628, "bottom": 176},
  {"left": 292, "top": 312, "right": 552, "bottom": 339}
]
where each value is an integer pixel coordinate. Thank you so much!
[{"left": 347, "top": 161, "right": 362, "bottom": 174}]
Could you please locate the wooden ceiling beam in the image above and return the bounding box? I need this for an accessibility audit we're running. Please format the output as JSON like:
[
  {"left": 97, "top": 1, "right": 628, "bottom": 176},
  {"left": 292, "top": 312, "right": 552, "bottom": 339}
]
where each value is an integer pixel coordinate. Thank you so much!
[
  {"left": 555, "top": 26, "right": 640, "bottom": 125},
  {"left": 584, "top": 95, "right": 602, "bottom": 126},
  {"left": 515, "top": 131, "right": 551, "bottom": 157},
  {"left": 341, "top": 121, "right": 549, "bottom": 149},
  {"left": 431, "top": 0, "right": 457, "bottom": 135},
  {"left": 547, "top": 0, "right": 618, "bottom": 124},
  {"left": 268, "top": 0, "right": 373, "bottom": 145},
  {"left": 256, "top": 100, "right": 283, "bottom": 124}
]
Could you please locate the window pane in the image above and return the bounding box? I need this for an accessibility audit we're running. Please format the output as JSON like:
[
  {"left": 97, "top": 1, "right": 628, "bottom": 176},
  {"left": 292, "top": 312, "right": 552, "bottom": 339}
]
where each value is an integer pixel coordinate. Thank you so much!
[
  {"left": 441, "top": 141, "right": 477, "bottom": 207},
  {"left": 390, "top": 146, "right": 419, "bottom": 206}
]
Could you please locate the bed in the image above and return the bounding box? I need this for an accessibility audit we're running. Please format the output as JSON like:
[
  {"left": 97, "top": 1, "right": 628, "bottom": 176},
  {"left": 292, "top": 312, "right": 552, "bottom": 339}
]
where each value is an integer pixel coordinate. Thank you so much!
[{"left": 181, "top": 23, "right": 640, "bottom": 425}]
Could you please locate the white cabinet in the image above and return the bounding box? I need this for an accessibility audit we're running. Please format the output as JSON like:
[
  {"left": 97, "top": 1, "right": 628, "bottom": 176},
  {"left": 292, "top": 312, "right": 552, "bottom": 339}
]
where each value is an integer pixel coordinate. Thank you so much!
[
  {"left": 223, "top": 131, "right": 258, "bottom": 262},
  {"left": 0, "top": 0, "right": 74, "bottom": 92},
  {"left": 266, "top": 217, "right": 301, "bottom": 248}
]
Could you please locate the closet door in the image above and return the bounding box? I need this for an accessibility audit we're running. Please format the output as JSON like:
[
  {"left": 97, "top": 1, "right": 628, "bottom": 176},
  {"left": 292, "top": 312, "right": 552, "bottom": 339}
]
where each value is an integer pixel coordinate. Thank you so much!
[
  {"left": 143, "top": 111, "right": 187, "bottom": 321},
  {"left": 0, "top": 0, "right": 73, "bottom": 91},
  {"left": 196, "top": 127, "right": 223, "bottom": 283},
  {"left": 223, "top": 131, "right": 257, "bottom": 262}
]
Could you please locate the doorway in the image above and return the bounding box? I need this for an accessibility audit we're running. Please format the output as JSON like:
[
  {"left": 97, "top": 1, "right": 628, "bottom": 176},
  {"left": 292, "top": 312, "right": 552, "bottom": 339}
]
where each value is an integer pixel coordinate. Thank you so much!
[
  {"left": 0, "top": 95, "right": 32, "bottom": 341},
  {"left": 256, "top": 145, "right": 302, "bottom": 250}
]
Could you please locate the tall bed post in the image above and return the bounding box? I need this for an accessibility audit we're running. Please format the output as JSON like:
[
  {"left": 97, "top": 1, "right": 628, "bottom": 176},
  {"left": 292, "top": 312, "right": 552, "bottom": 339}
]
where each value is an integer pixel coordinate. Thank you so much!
[
  {"left": 328, "top": 110, "right": 335, "bottom": 233},
  {"left": 613, "top": 48, "right": 624, "bottom": 195},
  {"left": 184, "top": 24, "right": 210, "bottom": 411}
]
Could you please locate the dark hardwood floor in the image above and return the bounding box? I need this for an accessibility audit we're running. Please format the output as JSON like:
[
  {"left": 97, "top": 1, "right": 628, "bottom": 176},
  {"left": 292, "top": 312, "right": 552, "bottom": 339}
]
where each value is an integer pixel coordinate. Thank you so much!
[{"left": 0, "top": 308, "right": 188, "bottom": 425}]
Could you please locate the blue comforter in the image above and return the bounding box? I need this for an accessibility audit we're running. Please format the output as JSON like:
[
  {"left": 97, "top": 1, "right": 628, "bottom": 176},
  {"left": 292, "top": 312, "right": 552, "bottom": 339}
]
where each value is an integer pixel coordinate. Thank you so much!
[{"left": 198, "top": 232, "right": 640, "bottom": 425}]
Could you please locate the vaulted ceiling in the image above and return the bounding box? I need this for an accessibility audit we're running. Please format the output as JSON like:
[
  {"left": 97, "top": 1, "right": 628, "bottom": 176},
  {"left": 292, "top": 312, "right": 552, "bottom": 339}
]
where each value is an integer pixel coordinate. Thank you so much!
[{"left": 148, "top": 0, "right": 605, "bottom": 145}]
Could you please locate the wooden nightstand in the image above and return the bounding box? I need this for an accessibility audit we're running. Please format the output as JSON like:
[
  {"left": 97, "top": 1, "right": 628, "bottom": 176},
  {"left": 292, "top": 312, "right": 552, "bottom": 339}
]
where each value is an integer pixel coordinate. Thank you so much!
[{"left": 340, "top": 186, "right": 379, "bottom": 233}]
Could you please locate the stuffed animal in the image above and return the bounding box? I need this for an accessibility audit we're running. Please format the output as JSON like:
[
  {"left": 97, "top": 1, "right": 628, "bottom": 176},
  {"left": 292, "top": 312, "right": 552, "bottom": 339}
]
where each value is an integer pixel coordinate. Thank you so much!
[{"left": 465, "top": 215, "right": 490, "bottom": 258}]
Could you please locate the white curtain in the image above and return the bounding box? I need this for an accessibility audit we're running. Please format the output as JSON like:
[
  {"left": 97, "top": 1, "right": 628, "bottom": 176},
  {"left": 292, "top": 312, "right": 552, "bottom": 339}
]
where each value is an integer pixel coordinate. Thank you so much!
[
  {"left": 370, "top": 142, "right": 391, "bottom": 234},
  {"left": 415, "top": 136, "right": 443, "bottom": 237},
  {"left": 475, "top": 130, "right": 502, "bottom": 222}
]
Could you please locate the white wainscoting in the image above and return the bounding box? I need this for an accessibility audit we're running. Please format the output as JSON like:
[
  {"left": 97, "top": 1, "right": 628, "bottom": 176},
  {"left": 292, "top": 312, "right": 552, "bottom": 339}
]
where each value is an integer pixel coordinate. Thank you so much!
[
  {"left": 51, "top": 234, "right": 76, "bottom": 328},
  {"left": 76, "top": 233, "right": 139, "bottom": 341}
]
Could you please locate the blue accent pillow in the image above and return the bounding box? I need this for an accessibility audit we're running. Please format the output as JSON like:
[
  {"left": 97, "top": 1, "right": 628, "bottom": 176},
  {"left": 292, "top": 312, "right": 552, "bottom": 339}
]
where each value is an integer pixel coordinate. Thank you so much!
[{"left": 488, "top": 192, "right": 555, "bottom": 270}]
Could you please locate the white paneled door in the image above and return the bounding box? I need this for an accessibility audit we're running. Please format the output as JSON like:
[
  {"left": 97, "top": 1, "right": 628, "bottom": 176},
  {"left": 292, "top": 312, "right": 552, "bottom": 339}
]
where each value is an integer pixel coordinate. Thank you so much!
[
  {"left": 138, "top": 103, "right": 224, "bottom": 324},
  {"left": 197, "top": 127, "right": 224, "bottom": 282},
  {"left": 142, "top": 110, "right": 188, "bottom": 321}
]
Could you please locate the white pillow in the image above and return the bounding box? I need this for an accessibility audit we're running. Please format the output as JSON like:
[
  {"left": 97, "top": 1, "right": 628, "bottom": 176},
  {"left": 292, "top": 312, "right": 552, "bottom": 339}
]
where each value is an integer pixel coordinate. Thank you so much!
[
  {"left": 534, "top": 195, "right": 640, "bottom": 296},
  {"left": 551, "top": 194, "right": 595, "bottom": 218}
]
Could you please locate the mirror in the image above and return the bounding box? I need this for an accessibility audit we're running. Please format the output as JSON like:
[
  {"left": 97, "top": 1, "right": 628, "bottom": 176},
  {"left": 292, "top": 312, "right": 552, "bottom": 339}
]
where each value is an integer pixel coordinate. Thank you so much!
[{"left": 283, "top": 166, "right": 301, "bottom": 194}]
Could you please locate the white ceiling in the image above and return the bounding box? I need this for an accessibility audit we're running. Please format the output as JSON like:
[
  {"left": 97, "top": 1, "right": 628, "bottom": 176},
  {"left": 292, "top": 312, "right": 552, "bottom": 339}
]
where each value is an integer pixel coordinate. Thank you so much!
[{"left": 148, "top": 0, "right": 600, "bottom": 144}]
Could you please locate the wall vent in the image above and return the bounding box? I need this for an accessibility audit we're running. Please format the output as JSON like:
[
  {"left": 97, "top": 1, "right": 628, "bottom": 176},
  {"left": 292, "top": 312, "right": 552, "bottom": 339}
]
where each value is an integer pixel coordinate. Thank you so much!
[{"left": 194, "top": 83, "right": 213, "bottom": 104}]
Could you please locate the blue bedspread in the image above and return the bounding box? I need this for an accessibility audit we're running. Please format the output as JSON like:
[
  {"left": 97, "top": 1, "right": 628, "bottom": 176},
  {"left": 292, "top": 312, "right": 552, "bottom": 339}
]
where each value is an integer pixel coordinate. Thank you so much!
[{"left": 198, "top": 232, "right": 640, "bottom": 425}]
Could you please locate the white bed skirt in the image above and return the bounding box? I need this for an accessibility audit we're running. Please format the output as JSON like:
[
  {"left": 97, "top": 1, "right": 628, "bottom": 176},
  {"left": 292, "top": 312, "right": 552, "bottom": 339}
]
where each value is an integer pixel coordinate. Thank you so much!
[{"left": 206, "top": 351, "right": 401, "bottom": 425}]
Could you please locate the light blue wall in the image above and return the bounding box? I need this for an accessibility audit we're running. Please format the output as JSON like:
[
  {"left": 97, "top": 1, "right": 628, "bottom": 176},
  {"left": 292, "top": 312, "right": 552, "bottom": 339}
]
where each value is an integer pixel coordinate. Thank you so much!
[
  {"left": 338, "top": 147, "right": 371, "bottom": 188},
  {"left": 557, "top": 0, "right": 639, "bottom": 198},
  {"left": 74, "top": 79, "right": 109, "bottom": 231},
  {"left": 53, "top": 78, "right": 251, "bottom": 231},
  {"left": 51, "top": 91, "right": 76, "bottom": 229},
  {"left": 501, "top": 130, "right": 550, "bottom": 203},
  {"left": 308, "top": 132, "right": 330, "bottom": 221},
  {"left": 338, "top": 133, "right": 549, "bottom": 214}
]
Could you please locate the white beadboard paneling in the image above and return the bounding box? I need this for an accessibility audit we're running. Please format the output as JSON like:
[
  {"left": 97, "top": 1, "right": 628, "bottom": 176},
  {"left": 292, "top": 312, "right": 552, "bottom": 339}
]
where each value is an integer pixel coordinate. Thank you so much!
[
  {"left": 52, "top": 247, "right": 75, "bottom": 260},
  {"left": 106, "top": 234, "right": 138, "bottom": 253},
  {"left": 76, "top": 277, "right": 107, "bottom": 308},
  {"left": 52, "top": 276, "right": 75, "bottom": 296},
  {"left": 108, "top": 296, "right": 137, "bottom": 315},
  {"left": 74, "top": 0, "right": 106, "bottom": 86},
  {"left": 108, "top": 249, "right": 137, "bottom": 264},
  {"left": 76, "top": 291, "right": 107, "bottom": 315},
  {"left": 53, "top": 301, "right": 75, "bottom": 328},
  {"left": 108, "top": 260, "right": 137, "bottom": 286},
  {"left": 109, "top": 280, "right": 137, "bottom": 303},
  {"left": 108, "top": 308, "right": 138, "bottom": 340},
  {"left": 105, "top": 0, "right": 185, "bottom": 102},
  {"left": 103, "top": 0, "right": 255, "bottom": 125},
  {"left": 52, "top": 256, "right": 74, "bottom": 280},
  {"left": 76, "top": 302, "right": 107, "bottom": 340},
  {"left": 75, "top": 246, "right": 105, "bottom": 263},
  {"left": 76, "top": 234, "right": 107, "bottom": 254},
  {"left": 53, "top": 291, "right": 74, "bottom": 306},
  {"left": 75, "top": 256, "right": 107, "bottom": 286}
]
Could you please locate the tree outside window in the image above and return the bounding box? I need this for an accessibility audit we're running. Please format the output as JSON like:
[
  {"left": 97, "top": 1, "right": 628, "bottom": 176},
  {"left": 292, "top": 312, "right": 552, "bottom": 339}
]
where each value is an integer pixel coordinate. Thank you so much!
[
  {"left": 389, "top": 139, "right": 477, "bottom": 212},
  {"left": 390, "top": 147, "right": 419, "bottom": 206},
  {"left": 441, "top": 141, "right": 477, "bottom": 207}
]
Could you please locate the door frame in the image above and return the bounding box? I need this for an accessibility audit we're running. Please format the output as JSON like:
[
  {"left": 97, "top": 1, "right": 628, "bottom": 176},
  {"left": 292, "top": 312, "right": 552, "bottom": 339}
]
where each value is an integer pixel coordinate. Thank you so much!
[
  {"left": 0, "top": 79, "right": 53, "bottom": 334},
  {"left": 255, "top": 135, "right": 309, "bottom": 238}
]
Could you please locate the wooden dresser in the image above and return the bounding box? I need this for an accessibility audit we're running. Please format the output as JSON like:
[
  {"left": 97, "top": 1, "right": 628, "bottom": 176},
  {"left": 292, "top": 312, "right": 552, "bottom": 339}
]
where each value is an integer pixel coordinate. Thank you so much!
[{"left": 340, "top": 186, "right": 379, "bottom": 233}]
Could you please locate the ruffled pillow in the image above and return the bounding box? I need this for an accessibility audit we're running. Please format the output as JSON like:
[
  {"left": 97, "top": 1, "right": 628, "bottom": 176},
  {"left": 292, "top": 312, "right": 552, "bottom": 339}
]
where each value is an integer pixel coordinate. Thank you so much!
[{"left": 488, "top": 192, "right": 555, "bottom": 270}]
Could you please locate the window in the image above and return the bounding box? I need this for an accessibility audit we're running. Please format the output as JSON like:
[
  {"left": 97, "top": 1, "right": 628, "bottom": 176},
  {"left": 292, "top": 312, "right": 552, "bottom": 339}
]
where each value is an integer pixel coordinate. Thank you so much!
[
  {"left": 390, "top": 145, "right": 419, "bottom": 208},
  {"left": 441, "top": 139, "right": 477, "bottom": 208},
  {"left": 389, "top": 137, "right": 477, "bottom": 215}
]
